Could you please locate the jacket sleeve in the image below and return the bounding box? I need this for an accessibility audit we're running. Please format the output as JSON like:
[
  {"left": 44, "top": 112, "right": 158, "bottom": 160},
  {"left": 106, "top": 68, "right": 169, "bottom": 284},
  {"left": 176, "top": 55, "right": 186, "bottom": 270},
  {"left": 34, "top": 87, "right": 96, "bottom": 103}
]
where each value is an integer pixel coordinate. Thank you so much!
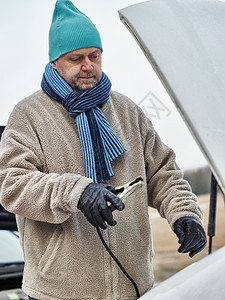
[
  {"left": 144, "top": 119, "right": 203, "bottom": 228},
  {"left": 0, "top": 126, "right": 92, "bottom": 224}
]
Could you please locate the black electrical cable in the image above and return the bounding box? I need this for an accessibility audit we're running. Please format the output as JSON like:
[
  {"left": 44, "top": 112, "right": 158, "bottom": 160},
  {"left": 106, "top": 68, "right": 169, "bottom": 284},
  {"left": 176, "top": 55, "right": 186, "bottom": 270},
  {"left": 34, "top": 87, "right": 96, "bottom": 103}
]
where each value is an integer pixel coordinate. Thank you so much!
[{"left": 96, "top": 226, "right": 140, "bottom": 299}]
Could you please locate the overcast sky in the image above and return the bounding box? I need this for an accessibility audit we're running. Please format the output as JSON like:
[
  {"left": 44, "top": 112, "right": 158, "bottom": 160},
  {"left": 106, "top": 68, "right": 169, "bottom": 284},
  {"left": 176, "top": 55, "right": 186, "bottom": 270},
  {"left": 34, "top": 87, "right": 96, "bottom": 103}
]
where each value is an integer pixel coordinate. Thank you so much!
[{"left": 0, "top": 0, "right": 208, "bottom": 171}]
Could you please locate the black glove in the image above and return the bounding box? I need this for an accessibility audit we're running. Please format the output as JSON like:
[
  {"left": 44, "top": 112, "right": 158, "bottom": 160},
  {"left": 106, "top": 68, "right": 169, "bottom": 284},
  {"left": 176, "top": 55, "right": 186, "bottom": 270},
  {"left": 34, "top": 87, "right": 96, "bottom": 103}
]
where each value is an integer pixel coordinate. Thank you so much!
[
  {"left": 173, "top": 216, "right": 207, "bottom": 257},
  {"left": 77, "top": 183, "right": 125, "bottom": 229}
]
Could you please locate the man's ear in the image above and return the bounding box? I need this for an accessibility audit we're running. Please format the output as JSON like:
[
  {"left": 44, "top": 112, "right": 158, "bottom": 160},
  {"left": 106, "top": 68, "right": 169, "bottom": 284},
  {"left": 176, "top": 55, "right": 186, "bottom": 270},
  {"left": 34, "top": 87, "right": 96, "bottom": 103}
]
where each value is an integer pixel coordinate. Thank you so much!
[{"left": 51, "top": 61, "right": 57, "bottom": 69}]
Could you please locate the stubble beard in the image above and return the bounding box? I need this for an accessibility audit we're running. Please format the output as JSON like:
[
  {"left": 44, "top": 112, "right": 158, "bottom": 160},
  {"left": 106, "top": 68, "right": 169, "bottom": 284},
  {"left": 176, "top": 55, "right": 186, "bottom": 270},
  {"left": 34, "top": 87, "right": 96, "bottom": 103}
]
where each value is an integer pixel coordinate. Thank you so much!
[{"left": 70, "top": 73, "right": 100, "bottom": 91}]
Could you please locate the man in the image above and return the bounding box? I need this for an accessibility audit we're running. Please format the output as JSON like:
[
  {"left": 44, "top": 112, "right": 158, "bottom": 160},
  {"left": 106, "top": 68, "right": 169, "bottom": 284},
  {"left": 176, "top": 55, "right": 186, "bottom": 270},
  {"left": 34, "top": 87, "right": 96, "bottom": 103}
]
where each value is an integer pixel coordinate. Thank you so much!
[{"left": 0, "top": 1, "right": 206, "bottom": 299}]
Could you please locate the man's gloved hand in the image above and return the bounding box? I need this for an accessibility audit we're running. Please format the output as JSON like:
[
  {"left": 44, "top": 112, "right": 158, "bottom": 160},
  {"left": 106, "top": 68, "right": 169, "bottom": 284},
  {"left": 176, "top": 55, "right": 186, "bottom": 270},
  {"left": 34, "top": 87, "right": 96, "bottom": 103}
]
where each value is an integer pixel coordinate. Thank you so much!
[
  {"left": 77, "top": 183, "right": 125, "bottom": 229},
  {"left": 173, "top": 216, "right": 207, "bottom": 257}
]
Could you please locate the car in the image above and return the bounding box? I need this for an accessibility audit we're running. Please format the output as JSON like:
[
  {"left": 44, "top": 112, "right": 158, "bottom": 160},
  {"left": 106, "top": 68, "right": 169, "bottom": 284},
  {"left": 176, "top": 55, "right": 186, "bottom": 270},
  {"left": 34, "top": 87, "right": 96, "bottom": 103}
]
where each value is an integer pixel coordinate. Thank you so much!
[
  {"left": 0, "top": 126, "right": 27, "bottom": 299},
  {"left": 0, "top": 230, "right": 23, "bottom": 290},
  {"left": 0, "top": 209, "right": 27, "bottom": 299},
  {"left": 119, "top": 0, "right": 225, "bottom": 298}
]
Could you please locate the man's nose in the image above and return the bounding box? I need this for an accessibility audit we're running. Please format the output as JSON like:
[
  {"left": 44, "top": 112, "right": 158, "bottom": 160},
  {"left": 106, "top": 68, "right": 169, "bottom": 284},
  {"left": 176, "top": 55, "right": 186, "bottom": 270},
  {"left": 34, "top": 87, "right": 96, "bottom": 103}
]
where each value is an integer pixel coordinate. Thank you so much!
[{"left": 81, "top": 58, "right": 93, "bottom": 71}]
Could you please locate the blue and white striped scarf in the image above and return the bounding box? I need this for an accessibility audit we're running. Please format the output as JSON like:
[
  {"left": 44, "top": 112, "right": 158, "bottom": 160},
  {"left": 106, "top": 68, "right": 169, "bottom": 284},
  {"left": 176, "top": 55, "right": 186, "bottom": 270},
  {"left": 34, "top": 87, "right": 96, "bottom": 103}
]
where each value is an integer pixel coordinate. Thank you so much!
[{"left": 41, "top": 63, "right": 126, "bottom": 183}]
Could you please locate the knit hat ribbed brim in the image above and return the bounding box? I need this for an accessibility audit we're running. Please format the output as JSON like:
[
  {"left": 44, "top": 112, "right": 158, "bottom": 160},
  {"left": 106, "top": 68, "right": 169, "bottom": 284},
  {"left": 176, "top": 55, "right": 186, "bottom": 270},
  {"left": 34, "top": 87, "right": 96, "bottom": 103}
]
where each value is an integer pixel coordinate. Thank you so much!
[{"left": 49, "top": 0, "right": 103, "bottom": 62}]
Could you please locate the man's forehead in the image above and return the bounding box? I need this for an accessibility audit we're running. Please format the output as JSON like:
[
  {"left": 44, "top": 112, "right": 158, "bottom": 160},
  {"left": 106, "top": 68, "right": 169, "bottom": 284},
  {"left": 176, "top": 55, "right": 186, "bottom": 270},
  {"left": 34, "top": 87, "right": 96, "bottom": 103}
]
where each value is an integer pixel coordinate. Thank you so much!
[{"left": 67, "top": 47, "right": 101, "bottom": 56}]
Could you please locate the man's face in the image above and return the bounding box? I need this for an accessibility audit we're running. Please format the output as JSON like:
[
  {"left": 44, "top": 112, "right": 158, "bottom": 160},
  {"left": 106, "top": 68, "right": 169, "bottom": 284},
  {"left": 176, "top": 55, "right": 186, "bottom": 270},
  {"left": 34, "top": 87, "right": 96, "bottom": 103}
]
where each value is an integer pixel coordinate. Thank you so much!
[{"left": 51, "top": 47, "right": 102, "bottom": 91}]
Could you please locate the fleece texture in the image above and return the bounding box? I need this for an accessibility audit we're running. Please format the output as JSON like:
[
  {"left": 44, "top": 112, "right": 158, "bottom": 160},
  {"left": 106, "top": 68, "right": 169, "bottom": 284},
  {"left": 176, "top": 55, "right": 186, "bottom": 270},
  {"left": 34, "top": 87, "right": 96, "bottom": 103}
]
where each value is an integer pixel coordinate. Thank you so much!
[{"left": 0, "top": 90, "right": 203, "bottom": 300}]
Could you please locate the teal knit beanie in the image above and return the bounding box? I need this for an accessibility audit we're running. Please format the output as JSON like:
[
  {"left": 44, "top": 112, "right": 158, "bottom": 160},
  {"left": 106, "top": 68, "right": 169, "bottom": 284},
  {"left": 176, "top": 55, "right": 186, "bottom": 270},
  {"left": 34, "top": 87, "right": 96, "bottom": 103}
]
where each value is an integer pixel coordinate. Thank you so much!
[{"left": 49, "top": 0, "right": 103, "bottom": 62}]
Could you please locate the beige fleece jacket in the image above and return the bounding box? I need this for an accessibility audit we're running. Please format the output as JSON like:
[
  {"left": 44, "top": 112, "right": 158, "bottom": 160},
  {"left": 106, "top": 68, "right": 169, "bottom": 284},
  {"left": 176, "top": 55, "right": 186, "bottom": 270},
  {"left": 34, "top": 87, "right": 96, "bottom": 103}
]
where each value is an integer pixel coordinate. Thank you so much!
[{"left": 0, "top": 90, "right": 203, "bottom": 300}]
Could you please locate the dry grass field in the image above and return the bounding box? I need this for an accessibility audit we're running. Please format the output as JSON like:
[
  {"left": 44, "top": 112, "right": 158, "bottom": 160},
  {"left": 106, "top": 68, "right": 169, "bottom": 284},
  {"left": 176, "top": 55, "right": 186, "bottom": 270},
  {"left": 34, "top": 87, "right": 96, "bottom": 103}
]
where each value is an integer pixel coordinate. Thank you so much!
[{"left": 149, "top": 192, "right": 225, "bottom": 282}]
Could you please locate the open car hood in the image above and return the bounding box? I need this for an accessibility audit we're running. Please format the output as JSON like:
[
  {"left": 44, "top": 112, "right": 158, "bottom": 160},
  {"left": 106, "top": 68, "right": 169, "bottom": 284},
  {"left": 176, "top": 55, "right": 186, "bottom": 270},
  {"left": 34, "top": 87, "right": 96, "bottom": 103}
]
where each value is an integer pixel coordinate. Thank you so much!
[{"left": 119, "top": 0, "right": 225, "bottom": 195}]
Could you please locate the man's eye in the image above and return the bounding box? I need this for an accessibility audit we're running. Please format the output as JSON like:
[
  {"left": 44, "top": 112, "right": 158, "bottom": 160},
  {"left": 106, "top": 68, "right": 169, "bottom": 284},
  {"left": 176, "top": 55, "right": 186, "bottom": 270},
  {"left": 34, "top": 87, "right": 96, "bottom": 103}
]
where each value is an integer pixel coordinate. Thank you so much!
[
  {"left": 90, "top": 54, "right": 100, "bottom": 61},
  {"left": 71, "top": 57, "right": 81, "bottom": 62}
]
